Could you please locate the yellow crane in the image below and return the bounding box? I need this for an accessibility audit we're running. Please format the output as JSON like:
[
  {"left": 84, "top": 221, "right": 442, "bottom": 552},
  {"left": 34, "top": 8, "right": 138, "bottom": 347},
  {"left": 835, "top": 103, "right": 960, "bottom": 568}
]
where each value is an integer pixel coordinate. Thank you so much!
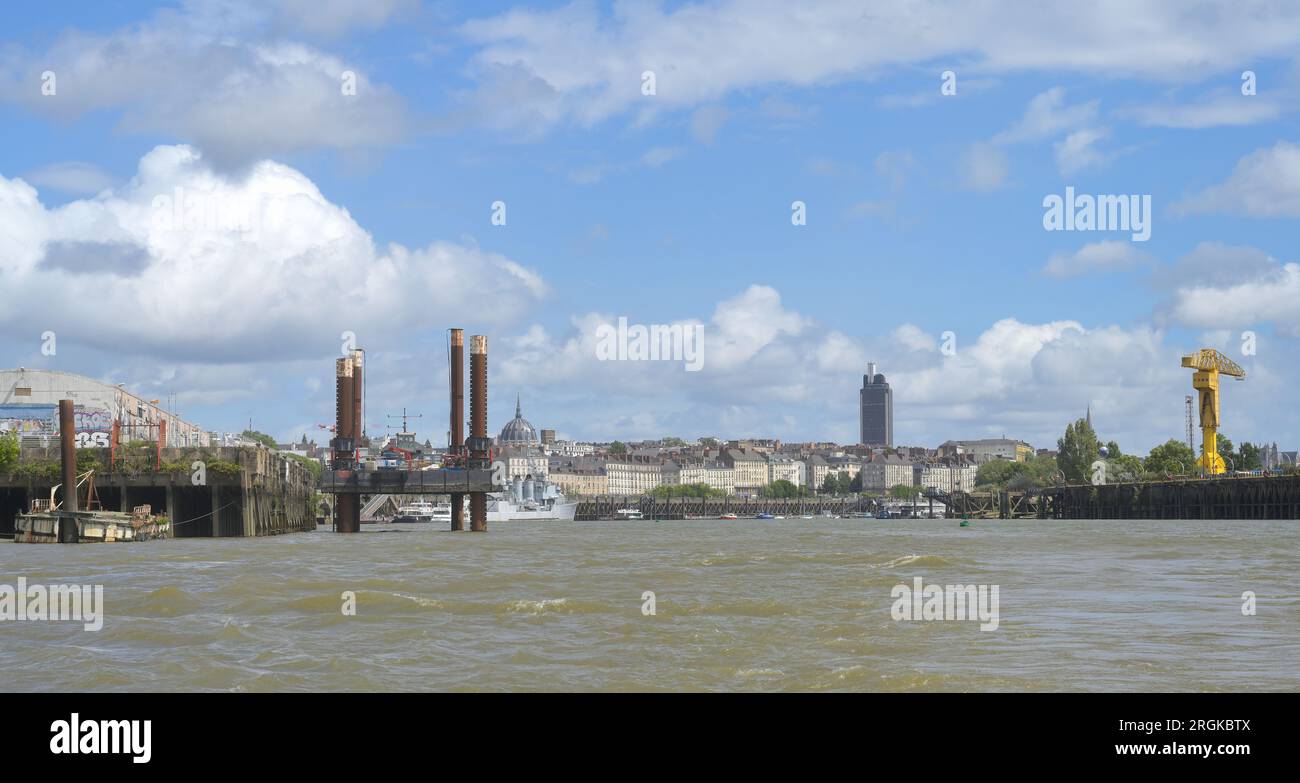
[{"left": 1180, "top": 348, "right": 1245, "bottom": 474}]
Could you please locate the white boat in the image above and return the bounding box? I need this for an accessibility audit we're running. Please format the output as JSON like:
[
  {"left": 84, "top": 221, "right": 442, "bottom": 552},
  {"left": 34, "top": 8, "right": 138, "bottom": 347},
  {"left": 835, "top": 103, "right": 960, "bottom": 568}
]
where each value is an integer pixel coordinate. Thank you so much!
[
  {"left": 393, "top": 500, "right": 437, "bottom": 523},
  {"left": 431, "top": 501, "right": 452, "bottom": 523},
  {"left": 614, "top": 508, "right": 644, "bottom": 520}
]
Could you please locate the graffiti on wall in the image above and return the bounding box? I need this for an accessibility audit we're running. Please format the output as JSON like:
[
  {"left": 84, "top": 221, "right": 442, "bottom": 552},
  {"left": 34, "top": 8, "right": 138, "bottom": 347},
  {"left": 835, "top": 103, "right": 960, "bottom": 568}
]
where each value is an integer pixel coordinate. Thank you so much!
[{"left": 0, "top": 404, "right": 114, "bottom": 439}]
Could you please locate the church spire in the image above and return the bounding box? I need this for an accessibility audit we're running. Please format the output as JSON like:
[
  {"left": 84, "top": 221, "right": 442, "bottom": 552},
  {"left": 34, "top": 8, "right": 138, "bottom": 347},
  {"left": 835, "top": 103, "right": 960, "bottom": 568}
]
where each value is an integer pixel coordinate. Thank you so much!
[{"left": 516, "top": 392, "right": 522, "bottom": 419}]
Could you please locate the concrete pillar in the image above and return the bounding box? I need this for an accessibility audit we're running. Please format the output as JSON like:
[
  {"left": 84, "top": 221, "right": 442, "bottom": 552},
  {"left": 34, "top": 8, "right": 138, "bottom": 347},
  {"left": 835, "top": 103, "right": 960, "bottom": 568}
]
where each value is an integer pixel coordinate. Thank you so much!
[
  {"left": 211, "top": 485, "right": 221, "bottom": 537},
  {"left": 242, "top": 472, "right": 255, "bottom": 537},
  {"left": 58, "top": 399, "right": 78, "bottom": 513}
]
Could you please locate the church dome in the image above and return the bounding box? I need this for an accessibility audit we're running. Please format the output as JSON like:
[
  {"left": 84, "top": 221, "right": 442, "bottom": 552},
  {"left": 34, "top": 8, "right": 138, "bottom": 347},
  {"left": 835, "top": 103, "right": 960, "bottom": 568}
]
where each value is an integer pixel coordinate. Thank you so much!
[{"left": 498, "top": 395, "right": 538, "bottom": 445}]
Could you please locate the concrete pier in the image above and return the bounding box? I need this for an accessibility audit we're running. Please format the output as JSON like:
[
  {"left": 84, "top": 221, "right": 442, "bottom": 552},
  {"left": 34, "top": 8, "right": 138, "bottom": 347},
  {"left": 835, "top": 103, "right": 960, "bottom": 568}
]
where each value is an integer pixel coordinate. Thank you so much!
[
  {"left": 0, "top": 445, "right": 317, "bottom": 538},
  {"left": 1044, "top": 473, "right": 1300, "bottom": 519}
]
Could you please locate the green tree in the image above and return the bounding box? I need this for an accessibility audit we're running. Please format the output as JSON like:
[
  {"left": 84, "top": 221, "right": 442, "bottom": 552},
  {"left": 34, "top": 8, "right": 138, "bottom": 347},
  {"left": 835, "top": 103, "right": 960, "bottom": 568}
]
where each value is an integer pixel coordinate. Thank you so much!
[
  {"left": 651, "top": 482, "right": 724, "bottom": 499},
  {"left": 286, "top": 453, "right": 322, "bottom": 482},
  {"left": 1145, "top": 439, "right": 1195, "bottom": 475},
  {"left": 1105, "top": 440, "right": 1122, "bottom": 457},
  {"left": 1056, "top": 418, "right": 1100, "bottom": 483},
  {"left": 1215, "top": 435, "right": 1234, "bottom": 467},
  {"left": 1109, "top": 454, "right": 1145, "bottom": 481},
  {"left": 241, "top": 429, "right": 278, "bottom": 449},
  {"left": 762, "top": 479, "right": 800, "bottom": 498},
  {"left": 976, "top": 460, "right": 1022, "bottom": 488},
  {"left": 1237, "top": 441, "right": 1262, "bottom": 471},
  {"left": 608, "top": 440, "right": 628, "bottom": 456},
  {"left": 0, "top": 431, "right": 18, "bottom": 474},
  {"left": 888, "top": 483, "right": 918, "bottom": 500},
  {"left": 1028, "top": 454, "right": 1063, "bottom": 484}
]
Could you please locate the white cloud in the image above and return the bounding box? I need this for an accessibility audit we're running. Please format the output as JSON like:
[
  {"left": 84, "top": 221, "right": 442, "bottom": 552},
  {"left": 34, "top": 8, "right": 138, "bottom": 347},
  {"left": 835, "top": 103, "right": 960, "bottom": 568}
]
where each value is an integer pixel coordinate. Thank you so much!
[
  {"left": 268, "top": 0, "right": 418, "bottom": 38},
  {"left": 1054, "top": 127, "right": 1117, "bottom": 175},
  {"left": 994, "top": 87, "right": 1100, "bottom": 144},
  {"left": 1167, "top": 263, "right": 1300, "bottom": 338},
  {"left": 1173, "top": 140, "right": 1300, "bottom": 218},
  {"left": 1148, "top": 241, "right": 1282, "bottom": 290},
  {"left": 457, "top": 1, "right": 1300, "bottom": 132},
  {"left": 641, "top": 146, "right": 685, "bottom": 167},
  {"left": 488, "top": 283, "right": 1208, "bottom": 452},
  {"left": 1044, "top": 240, "right": 1149, "bottom": 278},
  {"left": 960, "top": 142, "right": 1008, "bottom": 192},
  {"left": 689, "top": 105, "right": 729, "bottom": 145},
  {"left": 1127, "top": 92, "right": 1284, "bottom": 129},
  {"left": 0, "top": 145, "right": 547, "bottom": 362},
  {"left": 987, "top": 87, "right": 1117, "bottom": 176},
  {"left": 0, "top": 7, "right": 409, "bottom": 167},
  {"left": 21, "top": 162, "right": 115, "bottom": 196},
  {"left": 890, "top": 324, "right": 937, "bottom": 353},
  {"left": 1152, "top": 243, "right": 1300, "bottom": 338}
]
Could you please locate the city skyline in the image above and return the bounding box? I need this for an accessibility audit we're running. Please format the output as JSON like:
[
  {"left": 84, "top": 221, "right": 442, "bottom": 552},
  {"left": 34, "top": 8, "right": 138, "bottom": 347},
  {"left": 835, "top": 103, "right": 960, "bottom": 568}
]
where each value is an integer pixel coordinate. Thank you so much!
[{"left": 2, "top": 2, "right": 1299, "bottom": 455}]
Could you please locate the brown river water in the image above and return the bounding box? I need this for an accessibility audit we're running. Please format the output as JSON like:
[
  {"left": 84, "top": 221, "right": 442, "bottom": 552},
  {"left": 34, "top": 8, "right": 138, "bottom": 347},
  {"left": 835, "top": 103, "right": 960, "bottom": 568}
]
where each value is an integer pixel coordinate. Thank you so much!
[{"left": 2, "top": 518, "right": 1297, "bottom": 692}]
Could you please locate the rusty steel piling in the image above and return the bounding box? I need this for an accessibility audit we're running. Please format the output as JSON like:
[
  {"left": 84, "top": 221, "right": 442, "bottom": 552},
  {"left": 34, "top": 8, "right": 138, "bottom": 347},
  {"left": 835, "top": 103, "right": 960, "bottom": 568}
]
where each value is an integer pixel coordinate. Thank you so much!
[
  {"left": 351, "top": 348, "right": 364, "bottom": 449},
  {"left": 333, "top": 356, "right": 360, "bottom": 533},
  {"left": 449, "top": 329, "right": 465, "bottom": 531},
  {"left": 468, "top": 335, "right": 488, "bottom": 532},
  {"left": 58, "top": 399, "right": 78, "bottom": 513}
]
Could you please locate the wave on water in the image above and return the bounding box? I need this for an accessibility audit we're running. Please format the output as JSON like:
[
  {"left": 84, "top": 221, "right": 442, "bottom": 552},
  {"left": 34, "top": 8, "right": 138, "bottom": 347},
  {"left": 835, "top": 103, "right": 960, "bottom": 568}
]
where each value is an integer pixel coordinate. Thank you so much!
[
  {"left": 134, "top": 586, "right": 203, "bottom": 617},
  {"left": 683, "top": 599, "right": 794, "bottom": 617},
  {"left": 507, "top": 598, "right": 571, "bottom": 615},
  {"left": 735, "top": 667, "right": 784, "bottom": 679},
  {"left": 872, "top": 554, "right": 958, "bottom": 569}
]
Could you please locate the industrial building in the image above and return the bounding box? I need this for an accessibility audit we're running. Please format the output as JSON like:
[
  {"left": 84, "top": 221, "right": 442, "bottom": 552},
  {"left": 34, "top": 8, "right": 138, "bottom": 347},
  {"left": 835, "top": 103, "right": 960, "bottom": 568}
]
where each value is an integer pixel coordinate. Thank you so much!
[
  {"left": 859, "top": 362, "right": 893, "bottom": 447},
  {"left": 938, "top": 438, "right": 1034, "bottom": 463},
  {"left": 0, "top": 369, "right": 210, "bottom": 447}
]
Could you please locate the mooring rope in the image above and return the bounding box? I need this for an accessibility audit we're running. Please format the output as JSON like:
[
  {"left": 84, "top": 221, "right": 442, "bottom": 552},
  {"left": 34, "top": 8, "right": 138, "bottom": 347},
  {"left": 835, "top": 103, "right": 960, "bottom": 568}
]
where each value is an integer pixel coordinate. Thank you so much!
[{"left": 170, "top": 500, "right": 241, "bottom": 527}]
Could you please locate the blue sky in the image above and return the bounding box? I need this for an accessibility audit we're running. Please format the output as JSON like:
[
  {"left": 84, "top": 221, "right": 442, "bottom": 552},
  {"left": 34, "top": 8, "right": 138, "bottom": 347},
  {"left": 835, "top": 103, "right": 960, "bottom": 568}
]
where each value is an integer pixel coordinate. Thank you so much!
[{"left": 2, "top": 1, "right": 1299, "bottom": 455}]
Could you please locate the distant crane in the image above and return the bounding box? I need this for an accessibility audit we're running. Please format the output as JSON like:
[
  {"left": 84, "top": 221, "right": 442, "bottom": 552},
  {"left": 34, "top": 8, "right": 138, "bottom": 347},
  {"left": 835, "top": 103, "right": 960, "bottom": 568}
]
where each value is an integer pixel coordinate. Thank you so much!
[
  {"left": 387, "top": 409, "right": 423, "bottom": 436},
  {"left": 1180, "top": 349, "right": 1245, "bottom": 475}
]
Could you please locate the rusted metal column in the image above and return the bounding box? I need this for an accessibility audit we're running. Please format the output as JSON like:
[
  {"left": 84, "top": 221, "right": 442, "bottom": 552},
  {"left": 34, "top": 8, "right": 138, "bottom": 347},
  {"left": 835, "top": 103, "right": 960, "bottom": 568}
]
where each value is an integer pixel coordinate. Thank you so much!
[
  {"left": 469, "top": 335, "right": 488, "bottom": 532},
  {"left": 449, "top": 329, "right": 465, "bottom": 531},
  {"left": 59, "top": 399, "right": 78, "bottom": 513},
  {"left": 351, "top": 349, "right": 364, "bottom": 447},
  {"left": 334, "top": 357, "right": 359, "bottom": 533}
]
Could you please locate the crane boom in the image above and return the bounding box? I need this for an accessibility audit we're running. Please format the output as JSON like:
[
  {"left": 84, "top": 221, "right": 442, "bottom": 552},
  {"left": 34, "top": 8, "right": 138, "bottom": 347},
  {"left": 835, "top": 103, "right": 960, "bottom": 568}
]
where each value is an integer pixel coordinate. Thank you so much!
[{"left": 1180, "top": 349, "right": 1245, "bottom": 378}]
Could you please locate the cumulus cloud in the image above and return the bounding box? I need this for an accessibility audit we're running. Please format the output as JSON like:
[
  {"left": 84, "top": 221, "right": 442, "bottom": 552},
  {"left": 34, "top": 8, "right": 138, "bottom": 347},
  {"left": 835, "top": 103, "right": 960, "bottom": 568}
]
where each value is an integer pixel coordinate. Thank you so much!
[
  {"left": 1173, "top": 140, "right": 1300, "bottom": 218},
  {"left": 1148, "top": 242, "right": 1300, "bottom": 337},
  {"left": 21, "top": 162, "right": 115, "bottom": 196},
  {"left": 0, "top": 5, "right": 409, "bottom": 167},
  {"left": 1166, "top": 266, "right": 1300, "bottom": 338},
  {"left": 1147, "top": 242, "right": 1282, "bottom": 291},
  {"left": 0, "top": 145, "right": 547, "bottom": 362},
  {"left": 489, "top": 281, "right": 1201, "bottom": 451}
]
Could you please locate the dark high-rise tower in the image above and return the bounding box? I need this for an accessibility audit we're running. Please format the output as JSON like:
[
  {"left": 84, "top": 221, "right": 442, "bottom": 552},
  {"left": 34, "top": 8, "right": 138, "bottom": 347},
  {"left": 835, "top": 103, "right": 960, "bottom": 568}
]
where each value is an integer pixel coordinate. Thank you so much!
[{"left": 859, "top": 362, "right": 893, "bottom": 446}]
